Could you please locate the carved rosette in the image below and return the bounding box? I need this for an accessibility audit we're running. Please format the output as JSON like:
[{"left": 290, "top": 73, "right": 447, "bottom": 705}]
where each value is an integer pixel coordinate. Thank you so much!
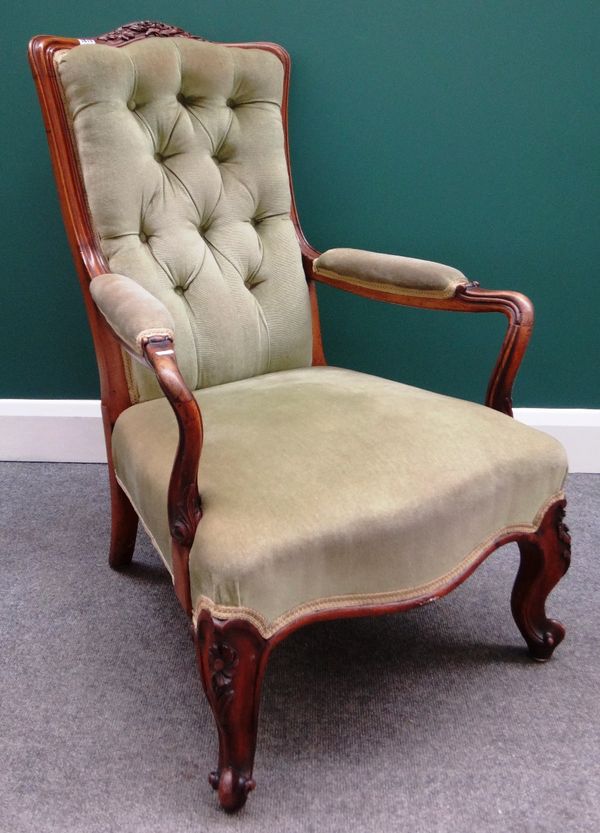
[
  {"left": 169, "top": 483, "right": 202, "bottom": 548},
  {"left": 208, "top": 642, "right": 239, "bottom": 710},
  {"left": 96, "top": 21, "right": 203, "bottom": 45}
]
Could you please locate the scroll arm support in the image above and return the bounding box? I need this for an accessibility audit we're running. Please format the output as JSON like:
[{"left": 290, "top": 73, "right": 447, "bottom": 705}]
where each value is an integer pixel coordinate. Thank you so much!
[
  {"left": 304, "top": 249, "right": 535, "bottom": 419},
  {"left": 143, "top": 336, "right": 204, "bottom": 615},
  {"left": 454, "top": 282, "right": 534, "bottom": 417}
]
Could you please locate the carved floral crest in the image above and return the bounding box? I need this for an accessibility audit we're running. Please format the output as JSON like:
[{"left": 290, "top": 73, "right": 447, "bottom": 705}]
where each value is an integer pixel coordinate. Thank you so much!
[{"left": 96, "top": 21, "right": 203, "bottom": 45}]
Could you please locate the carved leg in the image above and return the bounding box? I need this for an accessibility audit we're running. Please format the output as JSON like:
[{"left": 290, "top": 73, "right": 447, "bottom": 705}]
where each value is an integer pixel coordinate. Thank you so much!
[
  {"left": 195, "top": 613, "right": 269, "bottom": 812},
  {"left": 107, "top": 465, "right": 138, "bottom": 569},
  {"left": 512, "top": 498, "right": 571, "bottom": 661}
]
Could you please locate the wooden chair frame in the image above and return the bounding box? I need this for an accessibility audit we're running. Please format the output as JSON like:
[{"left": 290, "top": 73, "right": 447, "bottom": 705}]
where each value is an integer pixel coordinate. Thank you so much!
[{"left": 29, "top": 21, "right": 570, "bottom": 813}]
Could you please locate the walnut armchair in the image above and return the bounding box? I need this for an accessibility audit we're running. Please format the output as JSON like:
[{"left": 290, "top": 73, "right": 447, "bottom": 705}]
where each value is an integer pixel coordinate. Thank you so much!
[{"left": 29, "top": 21, "right": 570, "bottom": 813}]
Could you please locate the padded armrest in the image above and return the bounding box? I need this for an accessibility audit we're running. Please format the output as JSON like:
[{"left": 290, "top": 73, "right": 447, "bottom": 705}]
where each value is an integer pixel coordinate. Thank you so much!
[
  {"left": 90, "top": 273, "right": 175, "bottom": 356},
  {"left": 313, "top": 248, "right": 469, "bottom": 299}
]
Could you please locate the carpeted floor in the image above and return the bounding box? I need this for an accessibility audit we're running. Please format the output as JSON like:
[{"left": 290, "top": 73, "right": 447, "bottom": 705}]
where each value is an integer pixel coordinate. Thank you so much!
[{"left": 1, "top": 464, "right": 598, "bottom": 833}]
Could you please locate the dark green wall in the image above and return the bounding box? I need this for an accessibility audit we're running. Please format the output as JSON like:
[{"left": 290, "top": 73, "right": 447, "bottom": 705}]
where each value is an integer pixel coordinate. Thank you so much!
[{"left": 4, "top": 1, "right": 599, "bottom": 405}]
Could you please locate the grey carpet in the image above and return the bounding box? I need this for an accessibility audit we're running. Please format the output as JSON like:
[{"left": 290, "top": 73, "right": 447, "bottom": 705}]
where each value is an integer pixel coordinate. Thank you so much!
[{"left": 1, "top": 464, "right": 598, "bottom": 833}]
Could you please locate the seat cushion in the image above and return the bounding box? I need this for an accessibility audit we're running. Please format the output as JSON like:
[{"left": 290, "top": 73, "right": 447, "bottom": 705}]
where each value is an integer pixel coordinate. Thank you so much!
[{"left": 111, "top": 366, "right": 567, "bottom": 636}]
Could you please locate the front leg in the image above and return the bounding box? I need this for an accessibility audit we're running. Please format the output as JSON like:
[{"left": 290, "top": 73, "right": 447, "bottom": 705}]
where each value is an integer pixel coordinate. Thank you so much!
[
  {"left": 195, "top": 613, "right": 269, "bottom": 812},
  {"left": 512, "top": 498, "right": 571, "bottom": 661}
]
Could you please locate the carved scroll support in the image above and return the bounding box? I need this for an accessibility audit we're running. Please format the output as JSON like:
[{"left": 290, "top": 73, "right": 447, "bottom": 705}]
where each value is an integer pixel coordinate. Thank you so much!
[
  {"left": 144, "top": 337, "right": 203, "bottom": 614},
  {"left": 195, "top": 613, "right": 269, "bottom": 812},
  {"left": 512, "top": 497, "right": 571, "bottom": 661},
  {"left": 307, "top": 260, "right": 535, "bottom": 419},
  {"left": 454, "top": 283, "right": 535, "bottom": 417}
]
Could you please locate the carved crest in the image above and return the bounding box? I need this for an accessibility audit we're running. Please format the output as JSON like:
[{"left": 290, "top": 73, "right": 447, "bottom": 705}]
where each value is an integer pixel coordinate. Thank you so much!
[{"left": 96, "top": 21, "right": 203, "bottom": 46}]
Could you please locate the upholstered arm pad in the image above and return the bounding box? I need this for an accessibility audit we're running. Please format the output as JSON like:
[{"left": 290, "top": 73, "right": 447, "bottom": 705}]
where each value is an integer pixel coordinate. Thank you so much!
[
  {"left": 313, "top": 248, "right": 469, "bottom": 299},
  {"left": 90, "top": 273, "right": 175, "bottom": 356}
]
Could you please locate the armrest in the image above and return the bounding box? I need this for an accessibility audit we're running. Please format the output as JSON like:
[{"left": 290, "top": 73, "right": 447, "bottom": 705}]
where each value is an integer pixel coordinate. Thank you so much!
[
  {"left": 313, "top": 248, "right": 469, "bottom": 299},
  {"left": 90, "top": 273, "right": 175, "bottom": 356},
  {"left": 91, "top": 273, "right": 201, "bottom": 616},
  {"left": 307, "top": 246, "right": 533, "bottom": 418}
]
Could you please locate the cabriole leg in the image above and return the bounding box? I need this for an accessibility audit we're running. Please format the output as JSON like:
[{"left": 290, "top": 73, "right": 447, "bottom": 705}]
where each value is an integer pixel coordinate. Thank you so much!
[
  {"left": 512, "top": 498, "right": 571, "bottom": 661},
  {"left": 195, "top": 613, "right": 268, "bottom": 812},
  {"left": 107, "top": 465, "right": 138, "bottom": 569}
]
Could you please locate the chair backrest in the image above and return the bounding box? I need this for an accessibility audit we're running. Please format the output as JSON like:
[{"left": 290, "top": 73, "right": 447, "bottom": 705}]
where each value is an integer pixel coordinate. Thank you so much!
[{"left": 36, "top": 26, "right": 313, "bottom": 402}]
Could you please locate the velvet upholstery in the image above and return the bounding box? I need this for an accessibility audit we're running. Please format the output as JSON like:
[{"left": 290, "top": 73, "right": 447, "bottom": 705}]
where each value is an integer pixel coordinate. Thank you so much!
[
  {"left": 56, "top": 38, "right": 312, "bottom": 402},
  {"left": 111, "top": 367, "right": 567, "bottom": 637},
  {"left": 313, "top": 248, "right": 469, "bottom": 298},
  {"left": 90, "top": 273, "right": 175, "bottom": 355}
]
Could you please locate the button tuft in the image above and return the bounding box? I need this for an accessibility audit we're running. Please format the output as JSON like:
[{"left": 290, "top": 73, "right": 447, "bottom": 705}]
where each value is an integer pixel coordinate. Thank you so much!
[{"left": 127, "top": 100, "right": 136, "bottom": 111}]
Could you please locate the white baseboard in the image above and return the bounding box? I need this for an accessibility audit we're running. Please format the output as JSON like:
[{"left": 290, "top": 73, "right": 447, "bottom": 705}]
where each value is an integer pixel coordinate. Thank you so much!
[
  {"left": 0, "top": 400, "right": 107, "bottom": 463},
  {"left": 0, "top": 400, "right": 598, "bottom": 472},
  {"left": 513, "top": 408, "right": 600, "bottom": 474}
]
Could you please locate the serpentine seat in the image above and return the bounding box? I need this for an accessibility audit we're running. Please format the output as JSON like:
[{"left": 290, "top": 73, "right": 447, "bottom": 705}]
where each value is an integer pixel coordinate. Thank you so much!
[{"left": 29, "top": 21, "right": 570, "bottom": 814}]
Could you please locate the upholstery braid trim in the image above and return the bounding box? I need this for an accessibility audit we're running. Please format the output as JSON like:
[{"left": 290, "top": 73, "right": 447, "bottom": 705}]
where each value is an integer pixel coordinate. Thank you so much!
[
  {"left": 121, "top": 350, "right": 141, "bottom": 404},
  {"left": 192, "top": 490, "right": 566, "bottom": 638},
  {"left": 313, "top": 265, "right": 467, "bottom": 300},
  {"left": 135, "top": 327, "right": 175, "bottom": 350}
]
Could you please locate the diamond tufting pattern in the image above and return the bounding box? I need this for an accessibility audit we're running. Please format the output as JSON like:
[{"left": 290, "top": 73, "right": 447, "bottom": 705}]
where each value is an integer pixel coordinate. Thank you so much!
[{"left": 56, "top": 37, "right": 312, "bottom": 401}]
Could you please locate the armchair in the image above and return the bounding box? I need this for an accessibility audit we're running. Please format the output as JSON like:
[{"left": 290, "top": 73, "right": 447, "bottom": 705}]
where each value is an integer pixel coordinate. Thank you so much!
[{"left": 29, "top": 21, "right": 570, "bottom": 814}]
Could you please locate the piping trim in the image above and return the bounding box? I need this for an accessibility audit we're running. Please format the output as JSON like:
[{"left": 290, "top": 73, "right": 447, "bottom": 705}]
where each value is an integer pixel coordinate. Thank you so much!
[{"left": 192, "top": 490, "right": 566, "bottom": 638}]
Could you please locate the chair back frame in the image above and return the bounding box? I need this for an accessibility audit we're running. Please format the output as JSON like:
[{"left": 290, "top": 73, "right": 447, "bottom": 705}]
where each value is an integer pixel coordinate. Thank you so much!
[{"left": 29, "top": 20, "right": 326, "bottom": 438}]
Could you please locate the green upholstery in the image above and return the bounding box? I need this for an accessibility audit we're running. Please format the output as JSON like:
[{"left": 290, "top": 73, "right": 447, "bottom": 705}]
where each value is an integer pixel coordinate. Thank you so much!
[
  {"left": 55, "top": 35, "right": 568, "bottom": 641},
  {"left": 314, "top": 248, "right": 469, "bottom": 298},
  {"left": 56, "top": 38, "right": 312, "bottom": 402},
  {"left": 112, "top": 367, "right": 567, "bottom": 637},
  {"left": 90, "top": 273, "right": 175, "bottom": 355}
]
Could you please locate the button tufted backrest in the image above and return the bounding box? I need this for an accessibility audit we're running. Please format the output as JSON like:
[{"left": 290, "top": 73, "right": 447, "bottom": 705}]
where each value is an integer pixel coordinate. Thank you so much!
[{"left": 55, "top": 38, "right": 312, "bottom": 401}]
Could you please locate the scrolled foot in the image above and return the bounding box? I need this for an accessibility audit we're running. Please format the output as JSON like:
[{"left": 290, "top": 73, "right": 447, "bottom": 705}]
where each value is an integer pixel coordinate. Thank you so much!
[
  {"left": 209, "top": 767, "right": 256, "bottom": 812},
  {"left": 195, "top": 614, "right": 268, "bottom": 813},
  {"left": 527, "top": 619, "right": 566, "bottom": 662},
  {"left": 512, "top": 498, "right": 570, "bottom": 661}
]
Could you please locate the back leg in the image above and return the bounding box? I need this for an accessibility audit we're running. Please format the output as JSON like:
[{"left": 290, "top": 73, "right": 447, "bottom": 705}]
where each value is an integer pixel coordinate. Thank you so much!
[
  {"left": 107, "top": 463, "right": 138, "bottom": 569},
  {"left": 512, "top": 497, "right": 571, "bottom": 661}
]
